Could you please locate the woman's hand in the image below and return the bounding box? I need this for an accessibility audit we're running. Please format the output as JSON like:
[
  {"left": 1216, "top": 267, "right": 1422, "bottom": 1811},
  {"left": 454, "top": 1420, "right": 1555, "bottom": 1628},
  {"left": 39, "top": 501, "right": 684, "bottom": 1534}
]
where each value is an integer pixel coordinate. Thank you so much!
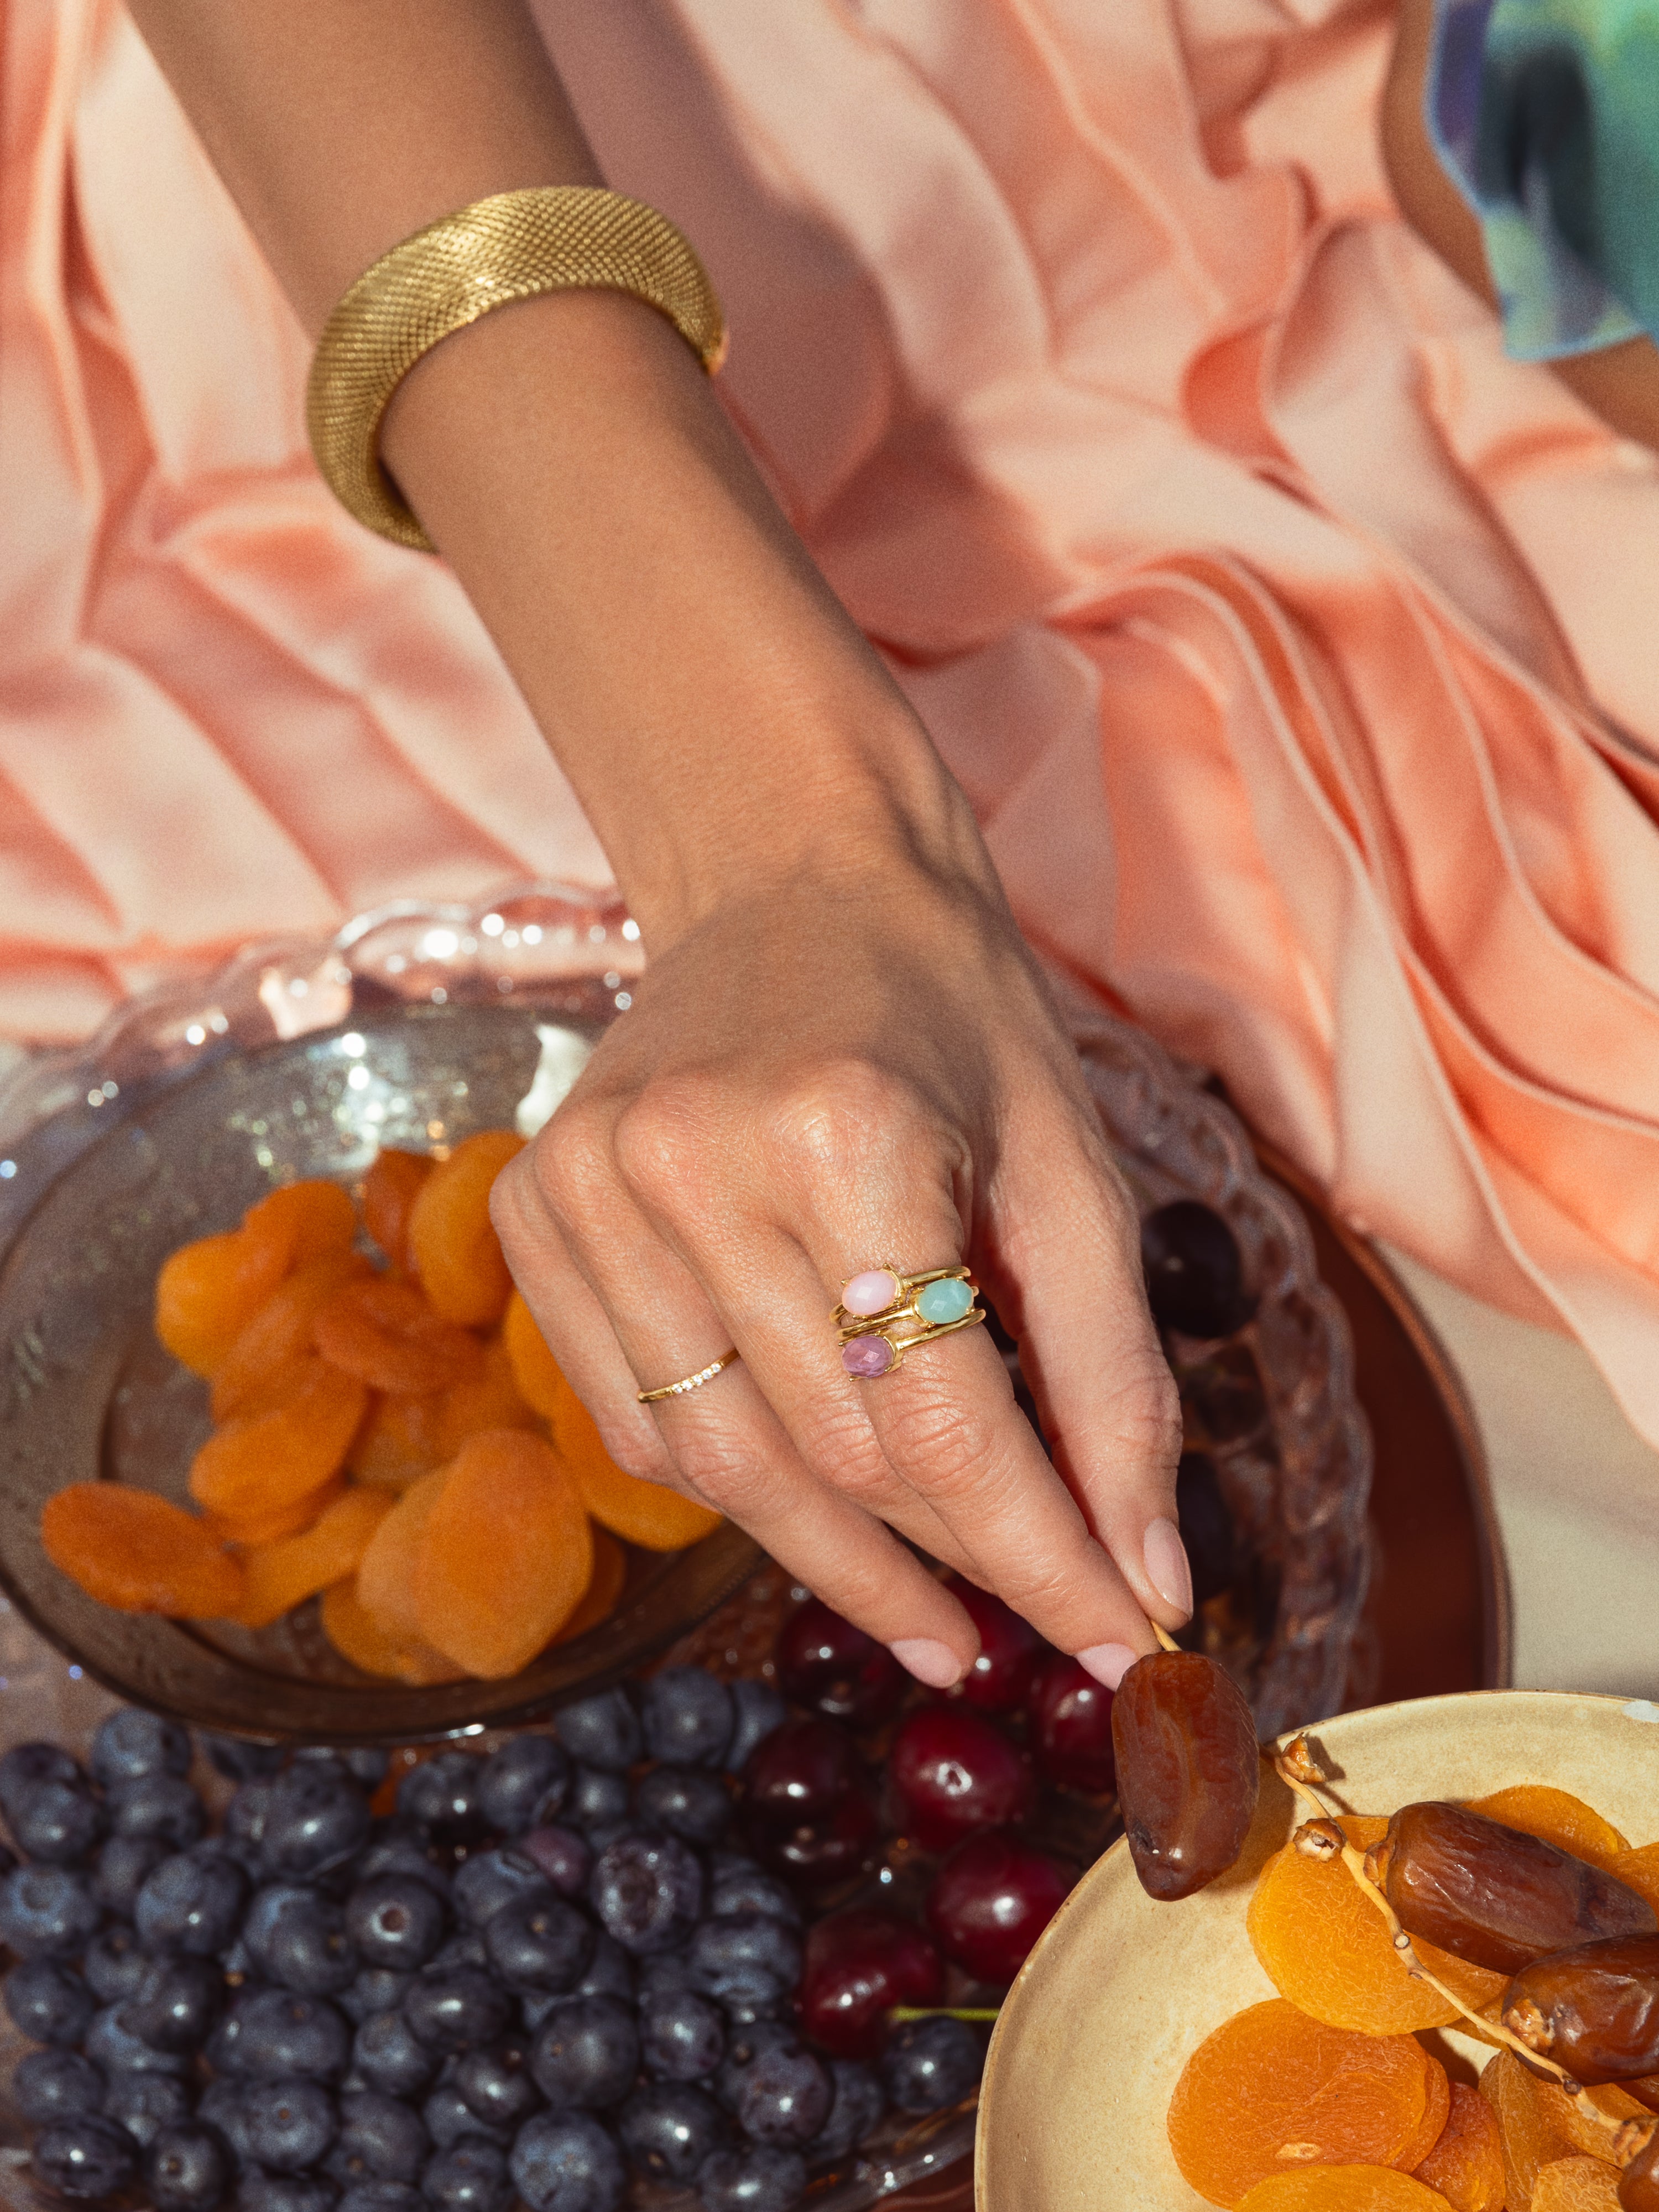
[{"left": 492, "top": 822, "right": 1189, "bottom": 1688}]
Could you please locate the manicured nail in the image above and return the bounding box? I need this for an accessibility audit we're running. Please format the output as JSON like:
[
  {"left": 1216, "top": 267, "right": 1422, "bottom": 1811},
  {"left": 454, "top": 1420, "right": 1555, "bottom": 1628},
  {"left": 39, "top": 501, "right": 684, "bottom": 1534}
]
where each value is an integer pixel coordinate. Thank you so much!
[
  {"left": 1074, "top": 1642, "right": 1138, "bottom": 1691},
  {"left": 890, "top": 1638, "right": 963, "bottom": 1688},
  {"left": 1143, "top": 1516, "right": 1193, "bottom": 1617}
]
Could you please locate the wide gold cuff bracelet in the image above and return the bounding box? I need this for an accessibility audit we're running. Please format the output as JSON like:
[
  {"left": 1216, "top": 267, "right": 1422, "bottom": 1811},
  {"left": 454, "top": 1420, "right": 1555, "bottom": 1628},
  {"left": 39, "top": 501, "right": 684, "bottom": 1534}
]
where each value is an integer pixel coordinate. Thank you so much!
[{"left": 306, "top": 185, "right": 727, "bottom": 550}]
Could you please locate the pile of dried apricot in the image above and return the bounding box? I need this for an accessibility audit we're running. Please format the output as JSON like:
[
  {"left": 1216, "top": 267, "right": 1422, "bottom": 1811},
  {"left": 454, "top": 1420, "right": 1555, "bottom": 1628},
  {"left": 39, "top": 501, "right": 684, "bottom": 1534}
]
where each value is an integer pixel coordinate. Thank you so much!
[
  {"left": 39, "top": 1136, "right": 722, "bottom": 1681},
  {"left": 1169, "top": 1771, "right": 1659, "bottom": 2211}
]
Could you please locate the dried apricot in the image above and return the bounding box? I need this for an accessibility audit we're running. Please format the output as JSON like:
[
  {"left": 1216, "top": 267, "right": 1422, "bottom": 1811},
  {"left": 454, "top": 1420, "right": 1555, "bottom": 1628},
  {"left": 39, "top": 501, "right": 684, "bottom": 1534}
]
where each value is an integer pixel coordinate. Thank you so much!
[
  {"left": 1483, "top": 2049, "right": 1611, "bottom": 2211},
  {"left": 413, "top": 1431, "right": 592, "bottom": 1678},
  {"left": 407, "top": 1130, "right": 524, "bottom": 1327},
  {"left": 552, "top": 1525, "right": 628, "bottom": 1645},
  {"left": 361, "top": 1149, "right": 433, "bottom": 1274},
  {"left": 203, "top": 1477, "right": 346, "bottom": 1550},
  {"left": 1249, "top": 1817, "right": 1507, "bottom": 2033},
  {"left": 154, "top": 1229, "right": 293, "bottom": 1376},
  {"left": 242, "top": 1179, "right": 357, "bottom": 1267},
  {"left": 1531, "top": 2158, "right": 1623, "bottom": 2211},
  {"left": 1467, "top": 1788, "right": 1629, "bottom": 1870},
  {"left": 1415, "top": 2081, "right": 1506, "bottom": 2212},
  {"left": 320, "top": 1576, "right": 406, "bottom": 1678},
  {"left": 348, "top": 1392, "right": 442, "bottom": 1491},
  {"left": 1613, "top": 1850, "right": 1659, "bottom": 1921},
  {"left": 187, "top": 1357, "right": 368, "bottom": 1520},
  {"left": 503, "top": 1289, "right": 563, "bottom": 1418},
  {"left": 356, "top": 1465, "right": 452, "bottom": 1646},
  {"left": 1235, "top": 2173, "right": 1453, "bottom": 2212},
  {"left": 234, "top": 1487, "right": 393, "bottom": 1630},
  {"left": 1167, "top": 1998, "right": 1440, "bottom": 2208},
  {"left": 1400, "top": 2060, "right": 1452, "bottom": 2174},
  {"left": 312, "top": 1276, "right": 483, "bottom": 1394},
  {"left": 210, "top": 1251, "right": 373, "bottom": 1421},
  {"left": 41, "top": 1485, "right": 244, "bottom": 1617},
  {"left": 429, "top": 1337, "right": 536, "bottom": 1456}
]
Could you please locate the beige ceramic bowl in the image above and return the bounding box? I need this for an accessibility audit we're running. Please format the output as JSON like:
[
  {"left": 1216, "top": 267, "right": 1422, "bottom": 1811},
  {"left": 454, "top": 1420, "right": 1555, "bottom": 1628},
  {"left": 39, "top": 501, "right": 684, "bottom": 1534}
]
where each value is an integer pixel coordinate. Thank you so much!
[{"left": 977, "top": 1688, "right": 1659, "bottom": 2212}]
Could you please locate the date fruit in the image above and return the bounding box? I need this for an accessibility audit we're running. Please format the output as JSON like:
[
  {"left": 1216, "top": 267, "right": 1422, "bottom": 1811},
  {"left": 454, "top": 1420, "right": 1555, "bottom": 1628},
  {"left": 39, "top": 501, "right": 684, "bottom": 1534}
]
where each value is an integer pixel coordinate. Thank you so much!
[
  {"left": 1367, "top": 1803, "right": 1657, "bottom": 1975},
  {"left": 1620, "top": 2123, "right": 1659, "bottom": 2212},
  {"left": 1504, "top": 1933, "right": 1659, "bottom": 2083},
  {"left": 1110, "top": 1651, "right": 1259, "bottom": 1902}
]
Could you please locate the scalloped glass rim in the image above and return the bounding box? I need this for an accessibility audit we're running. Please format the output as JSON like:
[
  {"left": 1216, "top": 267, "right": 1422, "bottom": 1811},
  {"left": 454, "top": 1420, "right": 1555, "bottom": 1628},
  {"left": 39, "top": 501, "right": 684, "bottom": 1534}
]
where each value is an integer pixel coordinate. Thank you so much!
[{"left": 0, "top": 883, "right": 1370, "bottom": 1748}]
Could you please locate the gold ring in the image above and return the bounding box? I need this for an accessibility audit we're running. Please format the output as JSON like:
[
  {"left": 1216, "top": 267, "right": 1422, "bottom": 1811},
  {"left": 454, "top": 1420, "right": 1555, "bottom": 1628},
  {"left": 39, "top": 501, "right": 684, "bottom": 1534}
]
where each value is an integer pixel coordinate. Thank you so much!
[
  {"left": 834, "top": 1265, "right": 983, "bottom": 1380},
  {"left": 637, "top": 1348, "right": 740, "bottom": 1405}
]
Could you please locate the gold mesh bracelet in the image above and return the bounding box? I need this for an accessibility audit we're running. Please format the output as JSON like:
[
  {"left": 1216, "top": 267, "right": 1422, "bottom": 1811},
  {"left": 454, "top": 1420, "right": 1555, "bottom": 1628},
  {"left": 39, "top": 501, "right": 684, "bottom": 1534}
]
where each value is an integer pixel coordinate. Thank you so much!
[{"left": 306, "top": 185, "right": 727, "bottom": 551}]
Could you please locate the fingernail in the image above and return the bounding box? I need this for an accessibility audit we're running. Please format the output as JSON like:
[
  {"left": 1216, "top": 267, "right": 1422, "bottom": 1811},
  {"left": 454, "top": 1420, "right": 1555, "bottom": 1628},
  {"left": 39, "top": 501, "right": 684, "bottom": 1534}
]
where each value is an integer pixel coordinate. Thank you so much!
[
  {"left": 1143, "top": 1516, "right": 1193, "bottom": 1617},
  {"left": 890, "top": 1638, "right": 964, "bottom": 1689},
  {"left": 1074, "top": 1641, "right": 1138, "bottom": 1691}
]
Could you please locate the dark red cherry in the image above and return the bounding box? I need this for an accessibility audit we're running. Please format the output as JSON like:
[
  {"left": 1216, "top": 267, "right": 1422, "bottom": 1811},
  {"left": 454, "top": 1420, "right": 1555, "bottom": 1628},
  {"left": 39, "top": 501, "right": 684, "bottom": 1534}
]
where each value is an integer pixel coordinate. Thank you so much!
[
  {"left": 775, "top": 1598, "right": 906, "bottom": 1728},
  {"left": 946, "top": 1578, "right": 1047, "bottom": 1713},
  {"left": 742, "top": 1717, "right": 860, "bottom": 1827},
  {"left": 797, "top": 1908, "right": 945, "bottom": 2059},
  {"left": 925, "top": 1830, "right": 1071, "bottom": 1985},
  {"left": 747, "top": 1783, "right": 882, "bottom": 1894},
  {"left": 890, "top": 1707, "right": 1033, "bottom": 1852},
  {"left": 1027, "top": 1655, "right": 1115, "bottom": 1793}
]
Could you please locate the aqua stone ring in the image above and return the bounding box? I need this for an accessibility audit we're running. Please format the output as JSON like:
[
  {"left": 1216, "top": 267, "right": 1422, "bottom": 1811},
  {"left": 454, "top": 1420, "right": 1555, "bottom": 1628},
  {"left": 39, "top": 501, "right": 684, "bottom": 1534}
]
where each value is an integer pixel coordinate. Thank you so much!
[{"left": 832, "top": 1265, "right": 984, "bottom": 1379}]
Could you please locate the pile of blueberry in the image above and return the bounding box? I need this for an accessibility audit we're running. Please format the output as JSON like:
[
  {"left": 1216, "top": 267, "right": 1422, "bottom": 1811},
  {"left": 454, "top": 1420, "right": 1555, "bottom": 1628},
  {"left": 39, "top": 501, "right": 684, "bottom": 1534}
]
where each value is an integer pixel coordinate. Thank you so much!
[{"left": 0, "top": 1666, "right": 990, "bottom": 2212}]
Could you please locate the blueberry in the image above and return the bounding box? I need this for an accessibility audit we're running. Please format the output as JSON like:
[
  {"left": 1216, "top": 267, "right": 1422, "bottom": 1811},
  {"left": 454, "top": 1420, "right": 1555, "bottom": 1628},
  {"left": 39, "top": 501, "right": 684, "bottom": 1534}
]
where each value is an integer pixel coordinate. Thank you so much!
[
  {"left": 6, "top": 1956, "right": 95, "bottom": 2044},
  {"left": 633, "top": 1766, "right": 732, "bottom": 1847},
  {"left": 339, "top": 1968, "right": 416, "bottom": 2026},
  {"left": 199, "top": 2075, "right": 254, "bottom": 2156},
  {"left": 202, "top": 1734, "right": 286, "bottom": 1783},
  {"left": 294, "top": 1746, "right": 390, "bottom": 1791},
  {"left": 619, "top": 2081, "right": 727, "bottom": 2183},
  {"left": 0, "top": 1740, "right": 82, "bottom": 1815},
  {"left": 85, "top": 1923, "right": 150, "bottom": 2004},
  {"left": 108, "top": 1772, "right": 206, "bottom": 1849},
  {"left": 638, "top": 1987, "right": 726, "bottom": 2081},
  {"left": 236, "top": 2174, "right": 339, "bottom": 2212},
  {"left": 641, "top": 1670, "right": 733, "bottom": 1770},
  {"left": 14, "top": 2047, "right": 108, "bottom": 2123},
  {"left": 421, "top": 2081, "right": 509, "bottom": 2150},
  {"left": 705, "top": 1857, "right": 800, "bottom": 1927},
  {"left": 32, "top": 2114, "right": 140, "bottom": 2201},
  {"left": 0, "top": 1838, "right": 15, "bottom": 1877},
  {"left": 227, "top": 1777, "right": 278, "bottom": 1859},
  {"left": 93, "top": 1832, "right": 169, "bottom": 1917},
  {"left": 733, "top": 2043, "right": 830, "bottom": 2146},
  {"left": 713, "top": 2023, "right": 800, "bottom": 2115},
  {"left": 696, "top": 2145, "right": 807, "bottom": 2212},
  {"left": 228, "top": 1987, "right": 352, "bottom": 2082},
  {"left": 687, "top": 1911, "right": 800, "bottom": 2011},
  {"left": 1140, "top": 1199, "right": 1254, "bottom": 1339},
  {"left": 237, "top": 2076, "right": 338, "bottom": 2172},
  {"left": 450, "top": 2039, "right": 542, "bottom": 2132},
  {"left": 565, "top": 1768, "right": 629, "bottom": 1836},
  {"left": 421, "top": 2136, "right": 514, "bottom": 2212},
  {"left": 566, "top": 1933, "right": 633, "bottom": 2006},
  {"left": 879, "top": 2016, "right": 982, "bottom": 2113},
  {"left": 723, "top": 1683, "right": 786, "bottom": 1778},
  {"left": 581, "top": 1821, "right": 638, "bottom": 1858},
  {"left": 91, "top": 1709, "right": 192, "bottom": 1788},
  {"left": 589, "top": 1832, "right": 702, "bottom": 1955},
  {"left": 510, "top": 2111, "right": 626, "bottom": 2212},
  {"left": 424, "top": 1932, "right": 489, "bottom": 1975},
  {"left": 246, "top": 1886, "right": 357, "bottom": 1996},
  {"left": 513, "top": 1828, "right": 591, "bottom": 1901},
  {"left": 103, "top": 2069, "right": 194, "bottom": 2148},
  {"left": 87, "top": 2000, "right": 192, "bottom": 2076},
  {"left": 352, "top": 2010, "right": 439, "bottom": 2100},
  {"left": 401, "top": 1968, "right": 512, "bottom": 2053},
  {"left": 635, "top": 1949, "right": 698, "bottom": 1999},
  {"left": 393, "top": 1755, "right": 486, "bottom": 1845},
  {"left": 352, "top": 1835, "right": 451, "bottom": 1901},
  {"left": 4, "top": 1772, "right": 105, "bottom": 1866},
  {"left": 137, "top": 1848, "right": 249, "bottom": 1956},
  {"left": 121, "top": 1952, "right": 226, "bottom": 2052},
  {"left": 477, "top": 1736, "right": 569, "bottom": 1836},
  {"left": 450, "top": 1850, "right": 551, "bottom": 1931},
  {"left": 483, "top": 1896, "right": 593, "bottom": 1994},
  {"left": 321, "top": 2089, "right": 427, "bottom": 2185},
  {"left": 807, "top": 2060, "right": 884, "bottom": 2161},
  {"left": 147, "top": 2120, "right": 236, "bottom": 2212},
  {"left": 527, "top": 1996, "right": 638, "bottom": 2110},
  {"left": 261, "top": 1765, "right": 373, "bottom": 1880},
  {"left": 336, "top": 2188, "right": 420, "bottom": 2212},
  {"left": 552, "top": 1690, "right": 640, "bottom": 1775}
]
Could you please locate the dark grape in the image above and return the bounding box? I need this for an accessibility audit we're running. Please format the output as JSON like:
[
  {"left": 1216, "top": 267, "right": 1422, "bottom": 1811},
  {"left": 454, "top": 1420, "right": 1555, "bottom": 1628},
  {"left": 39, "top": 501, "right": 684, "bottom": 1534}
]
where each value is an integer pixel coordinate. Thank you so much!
[
  {"left": 5, "top": 1956, "right": 95, "bottom": 2045},
  {"left": 510, "top": 2110, "right": 627, "bottom": 2212},
  {"left": 774, "top": 1600, "right": 905, "bottom": 1728},
  {"left": 1112, "top": 1651, "right": 1259, "bottom": 1901},
  {"left": 880, "top": 2016, "right": 982, "bottom": 2113},
  {"left": 618, "top": 2082, "right": 727, "bottom": 2183}
]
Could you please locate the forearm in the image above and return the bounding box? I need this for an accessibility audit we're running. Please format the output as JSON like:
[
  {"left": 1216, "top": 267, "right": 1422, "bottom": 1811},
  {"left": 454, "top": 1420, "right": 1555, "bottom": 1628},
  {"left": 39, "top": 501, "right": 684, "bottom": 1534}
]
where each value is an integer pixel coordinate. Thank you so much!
[{"left": 128, "top": 0, "right": 974, "bottom": 943}]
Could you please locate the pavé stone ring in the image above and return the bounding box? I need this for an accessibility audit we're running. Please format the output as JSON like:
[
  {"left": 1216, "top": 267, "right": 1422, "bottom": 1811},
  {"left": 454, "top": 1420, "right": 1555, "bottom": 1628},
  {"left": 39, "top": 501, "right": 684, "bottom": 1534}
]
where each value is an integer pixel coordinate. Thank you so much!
[{"left": 833, "top": 1265, "right": 984, "bottom": 1379}]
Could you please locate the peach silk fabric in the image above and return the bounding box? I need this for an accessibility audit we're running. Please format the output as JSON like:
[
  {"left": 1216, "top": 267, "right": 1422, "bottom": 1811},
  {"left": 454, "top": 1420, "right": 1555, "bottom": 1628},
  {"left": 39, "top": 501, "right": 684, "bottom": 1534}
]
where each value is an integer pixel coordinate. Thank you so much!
[{"left": 9, "top": 0, "right": 1659, "bottom": 1443}]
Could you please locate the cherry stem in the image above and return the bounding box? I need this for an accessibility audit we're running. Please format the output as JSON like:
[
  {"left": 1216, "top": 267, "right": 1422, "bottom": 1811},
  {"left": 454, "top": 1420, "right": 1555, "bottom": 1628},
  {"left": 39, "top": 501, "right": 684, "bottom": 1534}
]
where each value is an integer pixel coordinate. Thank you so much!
[
  {"left": 889, "top": 2006, "right": 1003, "bottom": 2024},
  {"left": 1269, "top": 1735, "right": 1626, "bottom": 2147}
]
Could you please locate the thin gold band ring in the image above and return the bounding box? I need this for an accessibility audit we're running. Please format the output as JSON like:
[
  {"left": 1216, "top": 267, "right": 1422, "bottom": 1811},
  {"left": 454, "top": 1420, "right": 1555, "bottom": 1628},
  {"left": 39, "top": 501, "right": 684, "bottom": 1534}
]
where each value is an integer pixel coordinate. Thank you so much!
[{"left": 637, "top": 1348, "right": 740, "bottom": 1405}]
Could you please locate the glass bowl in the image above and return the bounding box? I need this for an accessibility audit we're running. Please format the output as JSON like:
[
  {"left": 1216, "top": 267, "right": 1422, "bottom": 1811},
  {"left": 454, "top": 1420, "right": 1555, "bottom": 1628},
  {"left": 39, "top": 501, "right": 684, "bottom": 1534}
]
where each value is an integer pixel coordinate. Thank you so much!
[{"left": 0, "top": 886, "right": 1371, "bottom": 1748}]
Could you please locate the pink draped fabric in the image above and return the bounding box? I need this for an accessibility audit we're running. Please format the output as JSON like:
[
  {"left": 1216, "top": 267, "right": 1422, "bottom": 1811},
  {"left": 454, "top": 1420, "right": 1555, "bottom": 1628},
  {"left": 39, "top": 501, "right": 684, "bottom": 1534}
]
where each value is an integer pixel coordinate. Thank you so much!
[{"left": 9, "top": 0, "right": 1659, "bottom": 1444}]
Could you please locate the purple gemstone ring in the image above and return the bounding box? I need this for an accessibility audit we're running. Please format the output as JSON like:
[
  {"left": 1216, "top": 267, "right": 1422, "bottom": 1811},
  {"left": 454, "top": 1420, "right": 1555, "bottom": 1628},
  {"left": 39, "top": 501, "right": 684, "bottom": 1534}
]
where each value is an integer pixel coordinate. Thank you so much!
[{"left": 832, "top": 1265, "right": 984, "bottom": 1380}]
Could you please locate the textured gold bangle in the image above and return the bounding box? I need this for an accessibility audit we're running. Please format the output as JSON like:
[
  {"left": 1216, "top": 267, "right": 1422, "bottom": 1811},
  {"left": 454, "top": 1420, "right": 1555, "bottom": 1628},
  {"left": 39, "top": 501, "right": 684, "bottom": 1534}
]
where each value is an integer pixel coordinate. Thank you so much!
[{"left": 306, "top": 185, "right": 727, "bottom": 550}]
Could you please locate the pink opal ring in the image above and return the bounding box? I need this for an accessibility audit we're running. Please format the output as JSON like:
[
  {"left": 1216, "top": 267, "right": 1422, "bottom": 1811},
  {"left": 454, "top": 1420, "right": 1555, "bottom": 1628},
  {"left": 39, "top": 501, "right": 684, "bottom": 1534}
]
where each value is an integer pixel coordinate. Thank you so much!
[{"left": 833, "top": 1266, "right": 983, "bottom": 1380}]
